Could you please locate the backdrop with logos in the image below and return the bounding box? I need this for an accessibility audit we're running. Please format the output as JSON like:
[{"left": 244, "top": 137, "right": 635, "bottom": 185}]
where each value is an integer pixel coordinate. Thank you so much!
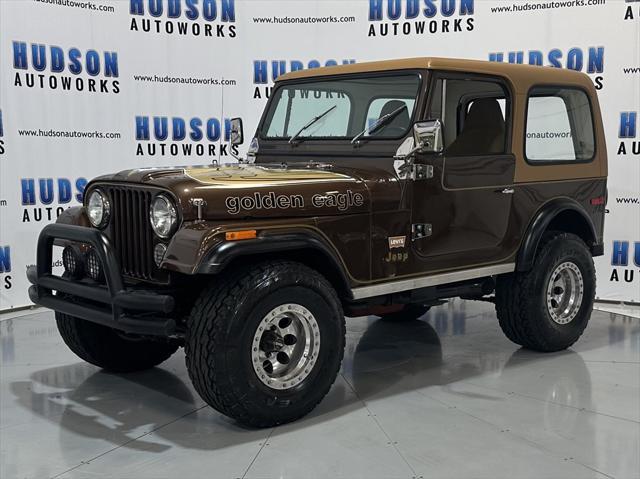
[{"left": 0, "top": 0, "right": 638, "bottom": 309}]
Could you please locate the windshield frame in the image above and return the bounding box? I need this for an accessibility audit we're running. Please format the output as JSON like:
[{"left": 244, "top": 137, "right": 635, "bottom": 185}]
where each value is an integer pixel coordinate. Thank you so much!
[{"left": 257, "top": 70, "right": 425, "bottom": 144}]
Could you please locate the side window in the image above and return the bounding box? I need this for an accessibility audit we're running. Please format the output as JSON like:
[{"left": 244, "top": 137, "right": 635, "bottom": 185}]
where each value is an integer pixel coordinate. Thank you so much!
[
  {"left": 525, "top": 87, "right": 595, "bottom": 162},
  {"left": 427, "top": 77, "right": 510, "bottom": 157}
]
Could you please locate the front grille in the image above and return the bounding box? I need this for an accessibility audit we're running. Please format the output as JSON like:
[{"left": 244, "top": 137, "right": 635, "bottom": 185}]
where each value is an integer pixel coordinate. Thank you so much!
[{"left": 105, "top": 185, "right": 156, "bottom": 280}]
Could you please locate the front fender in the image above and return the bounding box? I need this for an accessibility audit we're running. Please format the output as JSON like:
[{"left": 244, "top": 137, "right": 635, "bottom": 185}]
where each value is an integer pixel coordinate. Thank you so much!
[
  {"left": 198, "top": 229, "right": 352, "bottom": 296},
  {"left": 161, "top": 222, "right": 351, "bottom": 288},
  {"left": 197, "top": 230, "right": 346, "bottom": 275}
]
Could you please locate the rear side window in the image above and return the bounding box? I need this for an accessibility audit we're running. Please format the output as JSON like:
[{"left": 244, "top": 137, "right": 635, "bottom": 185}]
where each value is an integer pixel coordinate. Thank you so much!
[{"left": 525, "top": 87, "right": 595, "bottom": 162}]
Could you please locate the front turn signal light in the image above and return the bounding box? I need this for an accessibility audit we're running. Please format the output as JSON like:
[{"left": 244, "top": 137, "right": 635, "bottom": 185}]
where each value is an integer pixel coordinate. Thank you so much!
[{"left": 225, "top": 230, "right": 257, "bottom": 241}]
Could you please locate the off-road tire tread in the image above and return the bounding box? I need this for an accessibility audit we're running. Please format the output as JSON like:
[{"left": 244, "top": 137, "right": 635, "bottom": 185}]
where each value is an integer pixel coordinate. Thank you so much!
[
  {"left": 185, "top": 261, "right": 345, "bottom": 428},
  {"left": 496, "top": 232, "right": 595, "bottom": 352},
  {"left": 55, "top": 312, "right": 178, "bottom": 372}
]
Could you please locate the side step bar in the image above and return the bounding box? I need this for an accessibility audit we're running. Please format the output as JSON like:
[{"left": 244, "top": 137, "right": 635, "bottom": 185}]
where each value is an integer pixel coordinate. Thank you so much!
[{"left": 351, "top": 263, "right": 515, "bottom": 300}]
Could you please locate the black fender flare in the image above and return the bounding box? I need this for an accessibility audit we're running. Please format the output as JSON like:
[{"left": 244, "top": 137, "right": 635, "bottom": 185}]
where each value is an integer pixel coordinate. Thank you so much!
[
  {"left": 56, "top": 206, "right": 90, "bottom": 227},
  {"left": 196, "top": 230, "right": 352, "bottom": 297},
  {"left": 52, "top": 206, "right": 90, "bottom": 247},
  {"left": 516, "top": 198, "right": 598, "bottom": 272}
]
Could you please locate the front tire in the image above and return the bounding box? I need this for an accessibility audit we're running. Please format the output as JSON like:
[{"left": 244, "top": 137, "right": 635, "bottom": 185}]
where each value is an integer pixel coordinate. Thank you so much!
[
  {"left": 55, "top": 312, "right": 178, "bottom": 372},
  {"left": 185, "top": 261, "right": 345, "bottom": 428},
  {"left": 496, "top": 232, "right": 595, "bottom": 352}
]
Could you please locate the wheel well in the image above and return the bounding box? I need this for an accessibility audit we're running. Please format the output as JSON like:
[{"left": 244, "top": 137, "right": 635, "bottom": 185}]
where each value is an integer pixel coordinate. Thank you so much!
[
  {"left": 546, "top": 209, "right": 595, "bottom": 246},
  {"left": 517, "top": 206, "right": 597, "bottom": 272},
  {"left": 214, "top": 248, "right": 352, "bottom": 300}
]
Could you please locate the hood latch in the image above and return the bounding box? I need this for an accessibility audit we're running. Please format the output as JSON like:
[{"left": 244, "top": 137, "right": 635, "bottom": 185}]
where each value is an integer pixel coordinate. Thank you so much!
[{"left": 189, "top": 198, "right": 207, "bottom": 222}]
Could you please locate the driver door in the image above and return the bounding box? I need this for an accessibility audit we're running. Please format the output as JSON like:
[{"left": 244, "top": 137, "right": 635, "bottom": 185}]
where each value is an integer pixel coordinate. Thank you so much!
[{"left": 410, "top": 74, "right": 516, "bottom": 272}]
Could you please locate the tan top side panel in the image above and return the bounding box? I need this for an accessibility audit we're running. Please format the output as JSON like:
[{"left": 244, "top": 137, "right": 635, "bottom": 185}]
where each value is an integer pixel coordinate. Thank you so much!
[
  {"left": 510, "top": 70, "right": 607, "bottom": 183},
  {"left": 512, "top": 88, "right": 607, "bottom": 183},
  {"left": 277, "top": 57, "right": 594, "bottom": 93}
]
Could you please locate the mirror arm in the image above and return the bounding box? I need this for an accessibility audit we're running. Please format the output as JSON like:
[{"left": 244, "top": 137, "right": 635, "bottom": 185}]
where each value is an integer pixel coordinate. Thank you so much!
[
  {"left": 393, "top": 142, "right": 424, "bottom": 161},
  {"left": 407, "top": 142, "right": 425, "bottom": 157}
]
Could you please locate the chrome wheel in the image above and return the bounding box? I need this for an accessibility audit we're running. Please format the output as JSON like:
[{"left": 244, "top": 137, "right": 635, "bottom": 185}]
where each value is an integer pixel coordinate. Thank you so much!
[
  {"left": 546, "top": 261, "right": 584, "bottom": 325},
  {"left": 251, "top": 303, "right": 320, "bottom": 390}
]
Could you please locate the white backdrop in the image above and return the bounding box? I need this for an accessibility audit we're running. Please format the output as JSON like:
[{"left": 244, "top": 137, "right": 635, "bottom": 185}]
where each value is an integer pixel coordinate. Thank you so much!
[{"left": 0, "top": 0, "right": 639, "bottom": 309}]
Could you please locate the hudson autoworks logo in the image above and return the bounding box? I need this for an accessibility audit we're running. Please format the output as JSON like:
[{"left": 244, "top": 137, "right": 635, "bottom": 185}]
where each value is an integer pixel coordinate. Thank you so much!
[
  {"left": 617, "top": 111, "right": 638, "bottom": 156},
  {"left": 135, "top": 115, "right": 240, "bottom": 158},
  {"left": 253, "top": 59, "right": 356, "bottom": 99},
  {"left": 489, "top": 47, "right": 605, "bottom": 89},
  {"left": 610, "top": 240, "right": 640, "bottom": 284},
  {"left": 0, "top": 246, "right": 11, "bottom": 291},
  {"left": 12, "top": 42, "right": 120, "bottom": 94},
  {"left": 21, "top": 178, "right": 87, "bottom": 223},
  {"left": 130, "top": 0, "right": 236, "bottom": 38},
  {"left": 367, "top": 0, "right": 474, "bottom": 37},
  {"left": 625, "top": 0, "right": 639, "bottom": 20}
]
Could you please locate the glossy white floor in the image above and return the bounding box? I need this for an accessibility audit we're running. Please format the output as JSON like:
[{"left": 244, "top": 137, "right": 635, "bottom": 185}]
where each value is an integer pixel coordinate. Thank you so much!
[{"left": 1, "top": 300, "right": 638, "bottom": 479}]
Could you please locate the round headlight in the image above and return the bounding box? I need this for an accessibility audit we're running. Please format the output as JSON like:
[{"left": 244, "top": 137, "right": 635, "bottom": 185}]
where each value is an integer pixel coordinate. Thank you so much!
[
  {"left": 86, "top": 189, "right": 110, "bottom": 228},
  {"left": 150, "top": 194, "right": 178, "bottom": 238}
]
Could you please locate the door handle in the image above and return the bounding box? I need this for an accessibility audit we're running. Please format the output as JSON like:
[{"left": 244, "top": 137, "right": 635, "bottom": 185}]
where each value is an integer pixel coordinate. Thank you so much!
[{"left": 496, "top": 188, "right": 515, "bottom": 194}]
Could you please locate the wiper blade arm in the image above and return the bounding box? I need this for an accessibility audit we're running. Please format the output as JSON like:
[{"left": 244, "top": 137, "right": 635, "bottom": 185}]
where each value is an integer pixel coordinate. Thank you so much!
[
  {"left": 288, "top": 105, "right": 337, "bottom": 144},
  {"left": 351, "top": 105, "right": 407, "bottom": 144}
]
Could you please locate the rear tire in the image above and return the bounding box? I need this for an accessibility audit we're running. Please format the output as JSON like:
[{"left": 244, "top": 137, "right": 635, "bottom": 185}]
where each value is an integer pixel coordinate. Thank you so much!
[
  {"left": 379, "top": 304, "right": 430, "bottom": 322},
  {"left": 185, "top": 261, "right": 345, "bottom": 428},
  {"left": 55, "top": 312, "right": 178, "bottom": 372},
  {"left": 496, "top": 232, "right": 595, "bottom": 352}
]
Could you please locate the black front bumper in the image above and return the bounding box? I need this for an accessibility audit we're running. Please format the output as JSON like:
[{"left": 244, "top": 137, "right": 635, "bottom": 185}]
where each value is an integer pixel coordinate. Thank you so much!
[{"left": 27, "top": 223, "right": 177, "bottom": 337}]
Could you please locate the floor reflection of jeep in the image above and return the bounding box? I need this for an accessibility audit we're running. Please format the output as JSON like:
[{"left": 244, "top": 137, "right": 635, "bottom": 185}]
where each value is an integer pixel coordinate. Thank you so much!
[{"left": 27, "top": 58, "right": 607, "bottom": 427}]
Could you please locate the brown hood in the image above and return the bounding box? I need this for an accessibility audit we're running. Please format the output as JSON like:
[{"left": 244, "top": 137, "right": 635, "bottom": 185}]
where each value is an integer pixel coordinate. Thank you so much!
[{"left": 90, "top": 162, "right": 399, "bottom": 221}]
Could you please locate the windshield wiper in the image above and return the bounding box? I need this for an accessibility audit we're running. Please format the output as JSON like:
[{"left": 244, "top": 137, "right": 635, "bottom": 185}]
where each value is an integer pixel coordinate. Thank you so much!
[
  {"left": 288, "top": 105, "right": 337, "bottom": 144},
  {"left": 350, "top": 105, "right": 407, "bottom": 144}
]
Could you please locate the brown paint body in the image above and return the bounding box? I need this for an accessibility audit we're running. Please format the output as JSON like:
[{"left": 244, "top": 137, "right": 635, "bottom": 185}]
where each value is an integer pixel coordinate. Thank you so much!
[{"left": 73, "top": 58, "right": 606, "bottom": 293}]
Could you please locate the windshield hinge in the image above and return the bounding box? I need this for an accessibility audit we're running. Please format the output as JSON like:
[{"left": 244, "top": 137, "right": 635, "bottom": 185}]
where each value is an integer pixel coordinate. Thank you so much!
[{"left": 410, "top": 164, "right": 434, "bottom": 181}]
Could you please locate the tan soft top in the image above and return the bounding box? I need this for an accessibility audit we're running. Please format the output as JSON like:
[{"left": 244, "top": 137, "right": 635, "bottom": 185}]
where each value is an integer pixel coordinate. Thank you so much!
[
  {"left": 278, "top": 56, "right": 606, "bottom": 182},
  {"left": 277, "top": 57, "right": 594, "bottom": 93}
]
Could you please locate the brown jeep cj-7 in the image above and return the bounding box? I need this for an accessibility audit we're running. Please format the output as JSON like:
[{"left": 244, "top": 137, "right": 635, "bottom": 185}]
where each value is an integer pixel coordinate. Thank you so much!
[{"left": 28, "top": 57, "right": 607, "bottom": 427}]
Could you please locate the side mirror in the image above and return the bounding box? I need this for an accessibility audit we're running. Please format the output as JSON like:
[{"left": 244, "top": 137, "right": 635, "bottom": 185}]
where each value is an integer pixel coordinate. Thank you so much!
[
  {"left": 413, "top": 119, "right": 443, "bottom": 153},
  {"left": 394, "top": 119, "right": 444, "bottom": 162},
  {"left": 229, "top": 117, "right": 244, "bottom": 145},
  {"left": 393, "top": 120, "right": 442, "bottom": 180}
]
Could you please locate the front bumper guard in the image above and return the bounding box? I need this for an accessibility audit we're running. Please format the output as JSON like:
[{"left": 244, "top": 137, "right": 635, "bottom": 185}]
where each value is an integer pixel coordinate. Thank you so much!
[{"left": 27, "top": 224, "right": 176, "bottom": 337}]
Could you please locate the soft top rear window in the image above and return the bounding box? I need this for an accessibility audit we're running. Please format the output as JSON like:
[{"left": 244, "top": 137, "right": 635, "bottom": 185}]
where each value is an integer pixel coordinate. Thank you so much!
[{"left": 525, "top": 86, "right": 595, "bottom": 163}]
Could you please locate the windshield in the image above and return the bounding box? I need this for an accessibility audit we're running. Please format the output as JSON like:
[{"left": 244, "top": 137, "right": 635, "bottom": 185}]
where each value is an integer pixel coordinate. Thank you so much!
[{"left": 261, "top": 73, "right": 421, "bottom": 141}]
